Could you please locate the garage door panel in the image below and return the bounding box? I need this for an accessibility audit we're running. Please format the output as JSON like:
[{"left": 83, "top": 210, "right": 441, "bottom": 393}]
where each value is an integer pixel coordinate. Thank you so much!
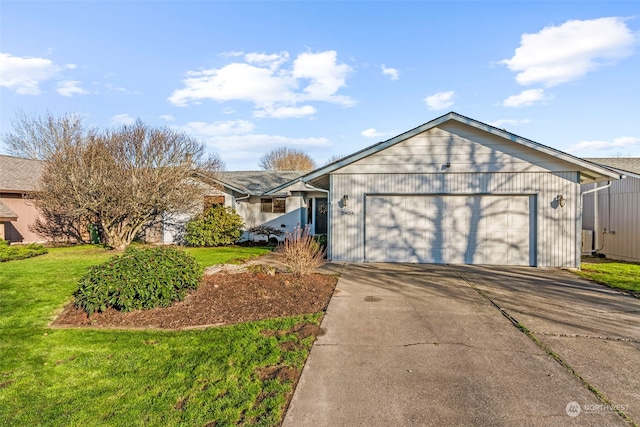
[{"left": 366, "top": 195, "right": 533, "bottom": 266}]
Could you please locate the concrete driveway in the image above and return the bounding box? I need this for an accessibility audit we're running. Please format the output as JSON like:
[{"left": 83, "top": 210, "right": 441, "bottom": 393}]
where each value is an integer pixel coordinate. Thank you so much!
[{"left": 283, "top": 264, "right": 640, "bottom": 426}]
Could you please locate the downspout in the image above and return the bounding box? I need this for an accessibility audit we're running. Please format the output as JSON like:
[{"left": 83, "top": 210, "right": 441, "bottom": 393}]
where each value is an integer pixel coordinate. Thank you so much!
[
  {"left": 580, "top": 181, "right": 612, "bottom": 255},
  {"left": 233, "top": 192, "right": 250, "bottom": 208}
]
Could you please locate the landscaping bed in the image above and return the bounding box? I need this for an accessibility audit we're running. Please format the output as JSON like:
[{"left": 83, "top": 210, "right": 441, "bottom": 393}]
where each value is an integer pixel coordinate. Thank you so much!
[
  {"left": 53, "top": 273, "right": 337, "bottom": 329},
  {"left": 0, "top": 246, "right": 337, "bottom": 426}
]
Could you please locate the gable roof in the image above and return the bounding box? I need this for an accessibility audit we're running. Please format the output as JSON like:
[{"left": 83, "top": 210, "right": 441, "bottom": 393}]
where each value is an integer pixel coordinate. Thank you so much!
[
  {"left": 0, "top": 200, "right": 18, "bottom": 221},
  {"left": 302, "top": 112, "right": 621, "bottom": 187},
  {"left": 584, "top": 157, "right": 640, "bottom": 178},
  {"left": 0, "top": 155, "right": 44, "bottom": 193},
  {"left": 215, "top": 171, "right": 306, "bottom": 196}
]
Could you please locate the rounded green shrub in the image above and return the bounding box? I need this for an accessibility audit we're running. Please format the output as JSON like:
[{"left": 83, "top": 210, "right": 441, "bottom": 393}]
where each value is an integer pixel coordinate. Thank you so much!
[
  {"left": 0, "top": 239, "right": 48, "bottom": 262},
  {"left": 73, "top": 247, "right": 202, "bottom": 315},
  {"left": 185, "top": 206, "right": 244, "bottom": 247}
]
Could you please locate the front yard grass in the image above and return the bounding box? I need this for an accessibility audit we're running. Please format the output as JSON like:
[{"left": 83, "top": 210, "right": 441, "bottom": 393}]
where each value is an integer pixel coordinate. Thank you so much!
[
  {"left": 0, "top": 245, "right": 317, "bottom": 426},
  {"left": 578, "top": 259, "right": 640, "bottom": 294}
]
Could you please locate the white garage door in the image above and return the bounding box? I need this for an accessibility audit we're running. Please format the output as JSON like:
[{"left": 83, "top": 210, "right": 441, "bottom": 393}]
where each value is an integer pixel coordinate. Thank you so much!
[{"left": 365, "top": 195, "right": 533, "bottom": 265}]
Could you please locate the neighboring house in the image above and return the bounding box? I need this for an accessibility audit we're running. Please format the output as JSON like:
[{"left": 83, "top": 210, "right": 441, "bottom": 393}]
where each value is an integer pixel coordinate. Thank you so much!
[
  {"left": 297, "top": 112, "right": 620, "bottom": 268},
  {"left": 0, "top": 155, "right": 46, "bottom": 243},
  {"left": 581, "top": 157, "right": 640, "bottom": 262},
  {"left": 161, "top": 171, "right": 330, "bottom": 244}
]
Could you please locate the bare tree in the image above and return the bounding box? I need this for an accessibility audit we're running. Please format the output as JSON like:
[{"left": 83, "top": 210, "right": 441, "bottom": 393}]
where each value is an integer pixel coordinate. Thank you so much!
[
  {"left": 3, "top": 110, "right": 86, "bottom": 160},
  {"left": 325, "top": 153, "right": 347, "bottom": 165},
  {"left": 4, "top": 114, "right": 223, "bottom": 251},
  {"left": 258, "top": 147, "right": 317, "bottom": 171}
]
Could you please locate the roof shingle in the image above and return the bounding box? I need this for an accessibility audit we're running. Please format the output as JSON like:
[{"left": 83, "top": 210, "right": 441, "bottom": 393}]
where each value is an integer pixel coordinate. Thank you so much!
[
  {"left": 215, "top": 171, "right": 305, "bottom": 195},
  {"left": 0, "top": 155, "right": 44, "bottom": 192},
  {"left": 0, "top": 200, "right": 18, "bottom": 220},
  {"left": 584, "top": 158, "right": 640, "bottom": 176}
]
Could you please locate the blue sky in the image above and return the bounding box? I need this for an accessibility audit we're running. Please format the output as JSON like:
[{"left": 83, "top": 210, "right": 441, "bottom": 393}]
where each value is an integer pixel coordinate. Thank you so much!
[{"left": 1, "top": 1, "right": 639, "bottom": 170}]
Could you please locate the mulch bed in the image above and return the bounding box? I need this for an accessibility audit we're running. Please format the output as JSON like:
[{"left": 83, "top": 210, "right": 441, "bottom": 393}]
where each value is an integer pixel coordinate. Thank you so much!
[{"left": 52, "top": 273, "right": 338, "bottom": 330}]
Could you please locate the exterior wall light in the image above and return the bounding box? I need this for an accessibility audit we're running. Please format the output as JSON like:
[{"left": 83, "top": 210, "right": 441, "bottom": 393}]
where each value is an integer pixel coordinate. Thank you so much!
[
  {"left": 342, "top": 195, "right": 349, "bottom": 206},
  {"left": 557, "top": 194, "right": 566, "bottom": 208}
]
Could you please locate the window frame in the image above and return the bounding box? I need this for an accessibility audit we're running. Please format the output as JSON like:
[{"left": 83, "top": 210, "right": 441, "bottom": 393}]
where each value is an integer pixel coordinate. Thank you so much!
[{"left": 261, "top": 197, "right": 286, "bottom": 213}]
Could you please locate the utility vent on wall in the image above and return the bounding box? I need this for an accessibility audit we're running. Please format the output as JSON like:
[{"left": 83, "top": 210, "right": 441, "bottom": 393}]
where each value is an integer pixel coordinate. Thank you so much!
[{"left": 581, "top": 230, "right": 594, "bottom": 253}]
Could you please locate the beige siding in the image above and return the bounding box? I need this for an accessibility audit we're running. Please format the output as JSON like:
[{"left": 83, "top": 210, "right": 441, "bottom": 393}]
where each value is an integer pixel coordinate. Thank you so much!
[
  {"left": 330, "top": 172, "right": 580, "bottom": 268},
  {"left": 337, "top": 122, "right": 582, "bottom": 175},
  {"left": 582, "top": 176, "right": 640, "bottom": 262},
  {"left": 237, "top": 195, "right": 304, "bottom": 241}
]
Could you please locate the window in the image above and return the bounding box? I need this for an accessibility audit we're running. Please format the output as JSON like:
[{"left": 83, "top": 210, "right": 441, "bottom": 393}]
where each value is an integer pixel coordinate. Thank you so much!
[{"left": 261, "top": 198, "right": 286, "bottom": 213}]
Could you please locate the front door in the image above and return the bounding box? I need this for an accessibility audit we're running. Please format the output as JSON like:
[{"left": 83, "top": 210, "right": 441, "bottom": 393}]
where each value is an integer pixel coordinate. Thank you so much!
[{"left": 315, "top": 197, "right": 328, "bottom": 234}]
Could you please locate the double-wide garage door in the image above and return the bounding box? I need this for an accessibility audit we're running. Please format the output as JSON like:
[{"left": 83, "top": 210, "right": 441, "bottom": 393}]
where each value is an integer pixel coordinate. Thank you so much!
[{"left": 365, "top": 195, "right": 533, "bottom": 265}]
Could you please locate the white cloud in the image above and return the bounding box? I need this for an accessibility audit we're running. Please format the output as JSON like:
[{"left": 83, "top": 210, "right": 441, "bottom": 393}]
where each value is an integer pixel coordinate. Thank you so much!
[
  {"left": 568, "top": 136, "right": 640, "bottom": 153},
  {"left": 159, "top": 114, "right": 175, "bottom": 122},
  {"left": 169, "top": 62, "right": 297, "bottom": 107},
  {"left": 103, "top": 83, "right": 141, "bottom": 94},
  {"left": 244, "top": 51, "right": 289, "bottom": 69},
  {"left": 203, "top": 133, "right": 331, "bottom": 153},
  {"left": 65, "top": 64, "right": 77, "bottom": 70},
  {"left": 502, "top": 89, "right": 547, "bottom": 107},
  {"left": 292, "top": 51, "right": 353, "bottom": 104},
  {"left": 110, "top": 114, "right": 136, "bottom": 126},
  {"left": 220, "top": 50, "right": 244, "bottom": 58},
  {"left": 424, "top": 91, "right": 455, "bottom": 110},
  {"left": 176, "top": 119, "right": 331, "bottom": 168},
  {"left": 488, "top": 118, "right": 531, "bottom": 127},
  {"left": 169, "top": 50, "right": 354, "bottom": 116},
  {"left": 361, "top": 128, "right": 395, "bottom": 138},
  {"left": 0, "top": 52, "right": 58, "bottom": 94},
  {"left": 381, "top": 64, "right": 399, "bottom": 80},
  {"left": 177, "top": 120, "right": 254, "bottom": 137},
  {"left": 253, "top": 105, "right": 317, "bottom": 119},
  {"left": 56, "top": 80, "right": 89, "bottom": 97},
  {"left": 501, "top": 17, "right": 637, "bottom": 87}
]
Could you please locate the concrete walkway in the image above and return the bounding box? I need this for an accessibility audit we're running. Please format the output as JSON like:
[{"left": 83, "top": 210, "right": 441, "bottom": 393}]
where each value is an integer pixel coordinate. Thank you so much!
[{"left": 283, "top": 263, "right": 639, "bottom": 426}]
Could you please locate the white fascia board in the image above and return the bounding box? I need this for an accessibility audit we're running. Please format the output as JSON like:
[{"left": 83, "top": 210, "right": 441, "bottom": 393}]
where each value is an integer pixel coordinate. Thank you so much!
[
  {"left": 456, "top": 116, "right": 621, "bottom": 181},
  {"left": 601, "top": 167, "right": 639, "bottom": 180},
  {"left": 301, "top": 111, "right": 620, "bottom": 183}
]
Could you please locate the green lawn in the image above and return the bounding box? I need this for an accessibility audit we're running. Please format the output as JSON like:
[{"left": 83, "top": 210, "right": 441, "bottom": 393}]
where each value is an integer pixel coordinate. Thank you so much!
[
  {"left": 0, "top": 245, "right": 319, "bottom": 426},
  {"left": 578, "top": 260, "right": 640, "bottom": 293}
]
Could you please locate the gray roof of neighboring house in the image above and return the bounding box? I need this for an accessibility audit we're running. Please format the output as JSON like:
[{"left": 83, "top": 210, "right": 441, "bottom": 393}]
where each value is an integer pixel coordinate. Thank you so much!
[
  {"left": 584, "top": 158, "right": 640, "bottom": 176},
  {"left": 0, "top": 155, "right": 44, "bottom": 192},
  {"left": 215, "top": 171, "right": 306, "bottom": 195},
  {"left": 0, "top": 199, "right": 18, "bottom": 220}
]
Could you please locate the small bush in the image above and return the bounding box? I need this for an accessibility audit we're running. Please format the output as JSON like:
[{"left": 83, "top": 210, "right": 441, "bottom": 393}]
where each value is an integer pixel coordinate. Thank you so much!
[
  {"left": 0, "top": 239, "right": 48, "bottom": 262},
  {"left": 277, "top": 226, "right": 326, "bottom": 276},
  {"left": 73, "top": 247, "right": 202, "bottom": 315},
  {"left": 313, "top": 234, "right": 328, "bottom": 252},
  {"left": 185, "top": 206, "right": 244, "bottom": 247},
  {"left": 247, "top": 225, "right": 284, "bottom": 241}
]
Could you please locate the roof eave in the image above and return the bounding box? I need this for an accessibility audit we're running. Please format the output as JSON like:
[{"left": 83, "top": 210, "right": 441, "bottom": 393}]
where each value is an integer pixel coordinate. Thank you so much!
[
  {"left": 301, "top": 111, "right": 621, "bottom": 183},
  {"left": 301, "top": 112, "right": 456, "bottom": 183}
]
